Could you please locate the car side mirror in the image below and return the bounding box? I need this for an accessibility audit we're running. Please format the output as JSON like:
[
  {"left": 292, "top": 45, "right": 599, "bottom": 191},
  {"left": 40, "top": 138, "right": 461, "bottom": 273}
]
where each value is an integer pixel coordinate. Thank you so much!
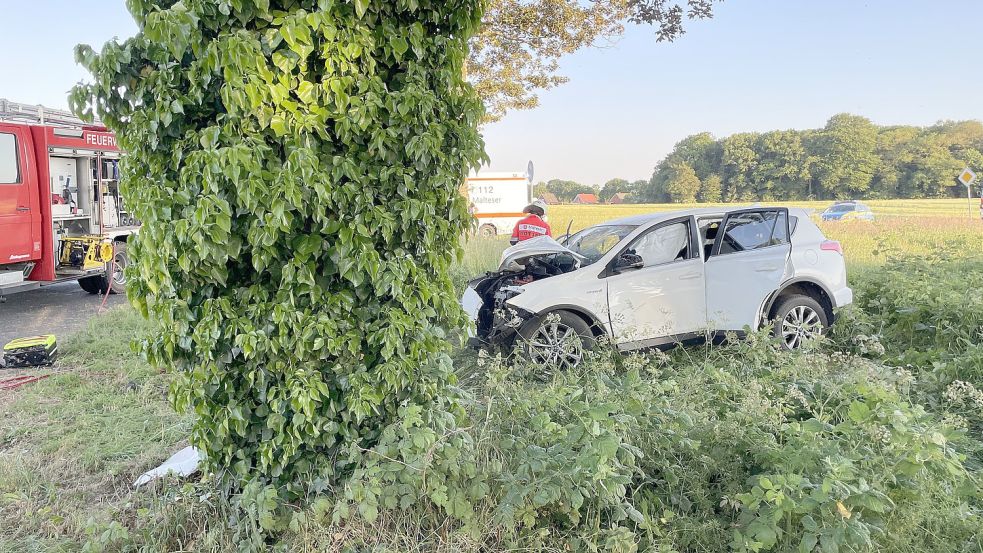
[{"left": 614, "top": 252, "right": 644, "bottom": 272}]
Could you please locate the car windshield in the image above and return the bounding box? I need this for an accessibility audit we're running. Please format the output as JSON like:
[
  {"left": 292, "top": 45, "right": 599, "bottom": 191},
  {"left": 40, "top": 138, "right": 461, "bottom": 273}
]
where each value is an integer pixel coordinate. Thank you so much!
[
  {"left": 828, "top": 204, "right": 854, "bottom": 213},
  {"left": 564, "top": 224, "right": 637, "bottom": 265}
]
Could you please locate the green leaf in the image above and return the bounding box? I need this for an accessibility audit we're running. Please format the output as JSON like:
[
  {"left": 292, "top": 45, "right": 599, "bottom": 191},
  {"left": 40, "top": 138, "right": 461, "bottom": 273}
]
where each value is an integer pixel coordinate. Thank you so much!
[
  {"left": 358, "top": 501, "right": 378, "bottom": 523},
  {"left": 597, "top": 436, "right": 619, "bottom": 458},
  {"left": 270, "top": 112, "right": 287, "bottom": 136},
  {"left": 799, "top": 533, "right": 818, "bottom": 553},
  {"left": 391, "top": 37, "right": 408, "bottom": 58},
  {"left": 296, "top": 81, "right": 317, "bottom": 104},
  {"left": 847, "top": 401, "right": 870, "bottom": 422}
]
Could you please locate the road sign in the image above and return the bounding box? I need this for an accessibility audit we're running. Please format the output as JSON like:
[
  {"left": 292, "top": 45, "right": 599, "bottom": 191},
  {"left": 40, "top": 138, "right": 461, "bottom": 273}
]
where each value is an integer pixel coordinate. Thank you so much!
[
  {"left": 958, "top": 167, "right": 977, "bottom": 187},
  {"left": 527, "top": 160, "right": 534, "bottom": 183},
  {"left": 957, "top": 168, "right": 978, "bottom": 219}
]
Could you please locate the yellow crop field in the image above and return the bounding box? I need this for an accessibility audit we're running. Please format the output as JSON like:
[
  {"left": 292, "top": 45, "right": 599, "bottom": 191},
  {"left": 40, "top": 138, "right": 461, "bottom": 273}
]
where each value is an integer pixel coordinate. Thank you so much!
[{"left": 546, "top": 198, "right": 977, "bottom": 234}]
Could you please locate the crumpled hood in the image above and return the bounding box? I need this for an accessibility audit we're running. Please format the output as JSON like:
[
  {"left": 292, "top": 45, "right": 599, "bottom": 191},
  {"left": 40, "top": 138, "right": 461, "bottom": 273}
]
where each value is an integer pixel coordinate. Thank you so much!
[{"left": 498, "top": 235, "right": 585, "bottom": 271}]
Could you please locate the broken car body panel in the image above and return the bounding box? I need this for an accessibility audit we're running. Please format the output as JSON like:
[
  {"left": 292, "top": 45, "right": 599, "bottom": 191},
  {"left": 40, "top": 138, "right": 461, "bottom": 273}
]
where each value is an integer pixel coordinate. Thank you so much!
[{"left": 497, "top": 235, "right": 585, "bottom": 272}]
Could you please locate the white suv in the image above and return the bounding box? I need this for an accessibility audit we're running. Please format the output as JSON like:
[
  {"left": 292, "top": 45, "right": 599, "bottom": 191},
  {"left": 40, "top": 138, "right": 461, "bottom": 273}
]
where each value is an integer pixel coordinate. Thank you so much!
[{"left": 462, "top": 207, "right": 852, "bottom": 367}]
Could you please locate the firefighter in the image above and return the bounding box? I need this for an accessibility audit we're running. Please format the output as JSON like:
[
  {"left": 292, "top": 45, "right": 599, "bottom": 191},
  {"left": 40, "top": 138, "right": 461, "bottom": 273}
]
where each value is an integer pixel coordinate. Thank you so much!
[{"left": 510, "top": 200, "right": 551, "bottom": 245}]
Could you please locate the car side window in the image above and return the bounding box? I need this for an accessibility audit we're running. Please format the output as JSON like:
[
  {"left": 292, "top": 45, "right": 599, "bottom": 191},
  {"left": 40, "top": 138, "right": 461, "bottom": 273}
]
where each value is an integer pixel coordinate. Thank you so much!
[
  {"left": 716, "top": 210, "right": 788, "bottom": 255},
  {"left": 624, "top": 220, "right": 692, "bottom": 267},
  {"left": 0, "top": 133, "right": 20, "bottom": 184}
]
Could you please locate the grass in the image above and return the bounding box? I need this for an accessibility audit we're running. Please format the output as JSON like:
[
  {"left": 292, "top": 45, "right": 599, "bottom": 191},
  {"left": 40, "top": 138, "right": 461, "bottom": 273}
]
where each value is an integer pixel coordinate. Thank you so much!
[
  {"left": 0, "top": 308, "right": 191, "bottom": 552},
  {"left": 1, "top": 200, "right": 981, "bottom": 551}
]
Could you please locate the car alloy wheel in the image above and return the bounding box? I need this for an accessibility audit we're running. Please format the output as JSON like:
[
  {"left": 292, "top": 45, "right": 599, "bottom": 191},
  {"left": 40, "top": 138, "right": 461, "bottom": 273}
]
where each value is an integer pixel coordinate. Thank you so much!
[
  {"left": 527, "top": 320, "right": 584, "bottom": 369},
  {"left": 780, "top": 304, "right": 823, "bottom": 349}
]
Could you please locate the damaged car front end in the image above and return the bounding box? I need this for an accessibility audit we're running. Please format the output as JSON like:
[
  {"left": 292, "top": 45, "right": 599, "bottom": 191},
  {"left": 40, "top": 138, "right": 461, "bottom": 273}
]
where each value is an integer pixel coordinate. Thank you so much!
[{"left": 462, "top": 236, "right": 585, "bottom": 351}]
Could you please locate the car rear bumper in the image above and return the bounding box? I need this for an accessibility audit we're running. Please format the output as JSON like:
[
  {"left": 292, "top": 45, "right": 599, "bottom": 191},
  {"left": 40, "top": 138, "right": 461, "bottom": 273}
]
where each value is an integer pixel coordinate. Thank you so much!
[{"left": 833, "top": 286, "right": 853, "bottom": 308}]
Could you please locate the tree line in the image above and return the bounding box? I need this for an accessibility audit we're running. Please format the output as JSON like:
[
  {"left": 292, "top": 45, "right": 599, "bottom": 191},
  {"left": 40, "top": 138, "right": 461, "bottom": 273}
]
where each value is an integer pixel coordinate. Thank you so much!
[
  {"left": 537, "top": 115, "right": 983, "bottom": 204},
  {"left": 644, "top": 114, "right": 983, "bottom": 203},
  {"left": 532, "top": 178, "right": 638, "bottom": 203}
]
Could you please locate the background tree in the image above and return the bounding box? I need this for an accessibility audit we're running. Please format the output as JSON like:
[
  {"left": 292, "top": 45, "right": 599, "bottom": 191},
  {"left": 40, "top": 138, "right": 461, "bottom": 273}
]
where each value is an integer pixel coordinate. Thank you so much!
[
  {"left": 698, "top": 173, "right": 723, "bottom": 202},
  {"left": 751, "top": 130, "right": 810, "bottom": 200},
  {"left": 471, "top": 0, "right": 721, "bottom": 121},
  {"left": 72, "top": 0, "right": 486, "bottom": 496},
  {"left": 662, "top": 161, "right": 701, "bottom": 203},
  {"left": 720, "top": 132, "right": 759, "bottom": 201},
  {"left": 600, "top": 177, "right": 632, "bottom": 201},
  {"left": 627, "top": 178, "right": 648, "bottom": 202},
  {"left": 900, "top": 133, "right": 963, "bottom": 198},
  {"left": 537, "top": 178, "right": 594, "bottom": 201},
  {"left": 811, "top": 114, "right": 880, "bottom": 198},
  {"left": 871, "top": 126, "right": 920, "bottom": 198},
  {"left": 669, "top": 131, "right": 721, "bottom": 181},
  {"left": 640, "top": 132, "right": 718, "bottom": 201}
]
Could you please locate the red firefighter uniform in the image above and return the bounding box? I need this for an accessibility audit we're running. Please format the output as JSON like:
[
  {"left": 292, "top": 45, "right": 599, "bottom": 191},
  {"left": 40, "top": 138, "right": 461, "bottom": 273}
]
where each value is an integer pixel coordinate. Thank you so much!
[{"left": 511, "top": 214, "right": 552, "bottom": 242}]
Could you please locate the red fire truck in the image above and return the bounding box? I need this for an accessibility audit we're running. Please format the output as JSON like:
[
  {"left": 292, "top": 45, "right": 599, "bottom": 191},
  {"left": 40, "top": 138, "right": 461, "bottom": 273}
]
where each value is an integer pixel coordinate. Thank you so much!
[{"left": 0, "top": 99, "right": 136, "bottom": 301}]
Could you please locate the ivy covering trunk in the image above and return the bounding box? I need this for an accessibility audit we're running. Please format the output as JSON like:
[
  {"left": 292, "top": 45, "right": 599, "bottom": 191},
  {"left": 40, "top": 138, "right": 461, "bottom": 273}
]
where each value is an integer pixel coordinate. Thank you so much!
[{"left": 71, "top": 0, "right": 486, "bottom": 494}]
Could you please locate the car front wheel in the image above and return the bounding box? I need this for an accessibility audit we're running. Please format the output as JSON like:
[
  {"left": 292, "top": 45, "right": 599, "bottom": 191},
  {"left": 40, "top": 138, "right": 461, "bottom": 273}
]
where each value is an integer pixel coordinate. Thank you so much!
[
  {"left": 517, "top": 311, "right": 594, "bottom": 369},
  {"left": 773, "top": 295, "right": 828, "bottom": 350}
]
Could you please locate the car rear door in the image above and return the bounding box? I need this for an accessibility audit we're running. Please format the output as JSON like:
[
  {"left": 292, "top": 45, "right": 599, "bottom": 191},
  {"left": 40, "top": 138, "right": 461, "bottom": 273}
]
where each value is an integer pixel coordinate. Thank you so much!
[
  {"left": 704, "top": 208, "right": 791, "bottom": 332},
  {"left": 0, "top": 125, "right": 38, "bottom": 265}
]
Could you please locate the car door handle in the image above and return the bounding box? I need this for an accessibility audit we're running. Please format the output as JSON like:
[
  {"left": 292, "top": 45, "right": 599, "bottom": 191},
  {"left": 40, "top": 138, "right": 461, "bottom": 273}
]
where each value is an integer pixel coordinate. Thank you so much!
[
  {"left": 754, "top": 265, "right": 779, "bottom": 272},
  {"left": 16, "top": 206, "right": 30, "bottom": 212},
  {"left": 679, "top": 272, "right": 702, "bottom": 280}
]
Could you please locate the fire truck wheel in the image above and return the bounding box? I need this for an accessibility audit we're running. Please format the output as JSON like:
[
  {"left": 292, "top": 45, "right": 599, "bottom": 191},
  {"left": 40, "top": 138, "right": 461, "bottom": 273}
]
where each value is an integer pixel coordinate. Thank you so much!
[
  {"left": 78, "top": 275, "right": 106, "bottom": 295},
  {"left": 478, "top": 224, "right": 497, "bottom": 238},
  {"left": 105, "top": 241, "right": 129, "bottom": 295}
]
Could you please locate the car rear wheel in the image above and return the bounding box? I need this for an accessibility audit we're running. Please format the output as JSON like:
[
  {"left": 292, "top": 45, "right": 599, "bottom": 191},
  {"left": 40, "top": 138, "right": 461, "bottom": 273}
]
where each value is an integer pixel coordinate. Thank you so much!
[
  {"left": 772, "top": 295, "right": 828, "bottom": 350},
  {"left": 517, "top": 311, "right": 594, "bottom": 369}
]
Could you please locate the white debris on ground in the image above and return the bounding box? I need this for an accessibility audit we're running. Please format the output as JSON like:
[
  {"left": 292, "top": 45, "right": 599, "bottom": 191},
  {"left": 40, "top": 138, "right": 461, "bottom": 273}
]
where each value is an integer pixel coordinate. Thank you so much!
[{"left": 133, "top": 445, "right": 202, "bottom": 487}]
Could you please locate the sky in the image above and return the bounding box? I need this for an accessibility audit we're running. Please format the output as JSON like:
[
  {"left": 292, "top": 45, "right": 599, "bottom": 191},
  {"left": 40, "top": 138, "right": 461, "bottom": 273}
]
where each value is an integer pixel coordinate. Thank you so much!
[{"left": 2, "top": 1, "right": 981, "bottom": 185}]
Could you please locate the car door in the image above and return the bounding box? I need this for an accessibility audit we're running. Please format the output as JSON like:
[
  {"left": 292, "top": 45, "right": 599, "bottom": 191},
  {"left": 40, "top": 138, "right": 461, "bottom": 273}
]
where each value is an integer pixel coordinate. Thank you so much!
[
  {"left": 0, "top": 127, "right": 37, "bottom": 264},
  {"left": 704, "top": 208, "right": 791, "bottom": 332},
  {"left": 605, "top": 216, "right": 706, "bottom": 347}
]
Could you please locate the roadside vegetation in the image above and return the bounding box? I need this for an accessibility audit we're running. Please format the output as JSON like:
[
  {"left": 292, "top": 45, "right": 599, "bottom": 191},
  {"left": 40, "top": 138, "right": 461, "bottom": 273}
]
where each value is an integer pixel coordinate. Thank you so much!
[{"left": 2, "top": 213, "right": 982, "bottom": 552}]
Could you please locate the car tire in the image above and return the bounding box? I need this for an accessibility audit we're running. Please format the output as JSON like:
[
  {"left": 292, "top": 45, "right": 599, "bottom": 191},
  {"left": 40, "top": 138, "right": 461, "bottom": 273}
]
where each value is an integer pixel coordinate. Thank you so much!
[
  {"left": 78, "top": 275, "right": 106, "bottom": 295},
  {"left": 772, "top": 295, "right": 829, "bottom": 350},
  {"left": 477, "top": 224, "right": 497, "bottom": 238},
  {"left": 517, "top": 310, "right": 594, "bottom": 369},
  {"left": 105, "top": 241, "right": 129, "bottom": 295}
]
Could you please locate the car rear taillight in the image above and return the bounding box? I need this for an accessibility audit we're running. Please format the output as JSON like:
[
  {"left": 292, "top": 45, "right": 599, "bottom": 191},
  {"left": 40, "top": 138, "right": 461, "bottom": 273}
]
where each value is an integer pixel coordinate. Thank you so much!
[{"left": 820, "top": 240, "right": 843, "bottom": 255}]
